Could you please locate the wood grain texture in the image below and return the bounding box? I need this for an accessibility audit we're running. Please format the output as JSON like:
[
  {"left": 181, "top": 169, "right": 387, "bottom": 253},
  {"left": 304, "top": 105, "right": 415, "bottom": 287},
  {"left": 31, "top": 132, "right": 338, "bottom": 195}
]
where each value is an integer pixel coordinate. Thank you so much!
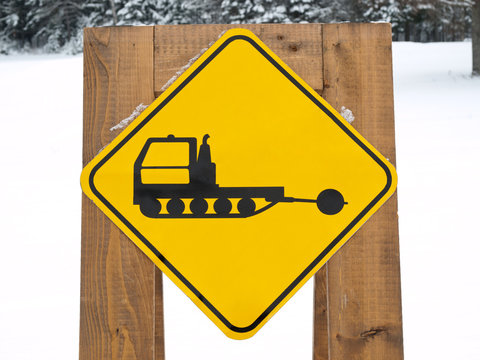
[
  {"left": 314, "top": 23, "right": 404, "bottom": 360},
  {"left": 80, "top": 26, "right": 165, "bottom": 360},
  {"left": 154, "top": 267, "right": 165, "bottom": 360},
  {"left": 154, "top": 23, "right": 323, "bottom": 96},
  {"left": 313, "top": 265, "right": 330, "bottom": 360}
]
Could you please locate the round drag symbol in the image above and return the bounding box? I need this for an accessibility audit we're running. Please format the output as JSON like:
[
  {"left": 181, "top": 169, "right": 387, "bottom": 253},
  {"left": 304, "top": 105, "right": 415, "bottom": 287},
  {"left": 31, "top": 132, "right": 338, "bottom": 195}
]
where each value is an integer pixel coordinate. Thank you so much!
[{"left": 133, "top": 134, "right": 347, "bottom": 218}]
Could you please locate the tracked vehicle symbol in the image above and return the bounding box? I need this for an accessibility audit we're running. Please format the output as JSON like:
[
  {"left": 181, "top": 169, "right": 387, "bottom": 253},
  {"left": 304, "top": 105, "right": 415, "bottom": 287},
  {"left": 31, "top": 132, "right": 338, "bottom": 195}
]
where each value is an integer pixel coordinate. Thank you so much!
[{"left": 133, "top": 134, "right": 347, "bottom": 218}]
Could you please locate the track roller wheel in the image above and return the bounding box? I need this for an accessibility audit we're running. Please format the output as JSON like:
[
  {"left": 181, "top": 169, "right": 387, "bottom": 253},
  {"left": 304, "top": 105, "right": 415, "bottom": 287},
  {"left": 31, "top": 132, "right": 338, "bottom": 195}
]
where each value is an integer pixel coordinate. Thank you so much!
[
  {"left": 190, "top": 198, "right": 208, "bottom": 215},
  {"left": 139, "top": 198, "right": 162, "bottom": 218},
  {"left": 214, "top": 198, "right": 232, "bottom": 215},
  {"left": 167, "top": 198, "right": 185, "bottom": 215},
  {"left": 237, "top": 198, "right": 256, "bottom": 216}
]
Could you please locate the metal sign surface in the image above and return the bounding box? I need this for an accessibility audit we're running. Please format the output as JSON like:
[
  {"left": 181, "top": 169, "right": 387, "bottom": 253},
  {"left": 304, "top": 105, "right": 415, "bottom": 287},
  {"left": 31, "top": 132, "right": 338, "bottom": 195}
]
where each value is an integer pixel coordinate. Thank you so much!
[{"left": 81, "top": 28, "right": 397, "bottom": 339}]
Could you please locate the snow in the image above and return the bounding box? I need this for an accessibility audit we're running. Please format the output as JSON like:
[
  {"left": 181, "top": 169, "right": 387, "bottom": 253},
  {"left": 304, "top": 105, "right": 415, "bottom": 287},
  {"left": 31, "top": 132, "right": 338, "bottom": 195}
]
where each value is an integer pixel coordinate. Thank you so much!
[
  {"left": 160, "top": 33, "right": 225, "bottom": 92},
  {"left": 110, "top": 103, "right": 149, "bottom": 131},
  {"left": 340, "top": 106, "right": 355, "bottom": 123},
  {"left": 160, "top": 49, "right": 208, "bottom": 92},
  {"left": 393, "top": 42, "right": 480, "bottom": 360},
  {"left": 0, "top": 54, "right": 83, "bottom": 359},
  {"left": 0, "top": 41, "right": 479, "bottom": 359}
]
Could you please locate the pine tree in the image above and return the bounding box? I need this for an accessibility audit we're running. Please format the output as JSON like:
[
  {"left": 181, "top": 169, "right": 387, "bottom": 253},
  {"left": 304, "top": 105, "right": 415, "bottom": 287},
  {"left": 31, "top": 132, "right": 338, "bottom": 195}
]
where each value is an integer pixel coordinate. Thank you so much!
[
  {"left": 0, "top": 0, "right": 32, "bottom": 48},
  {"left": 435, "top": 0, "right": 473, "bottom": 41},
  {"left": 112, "top": 0, "right": 221, "bottom": 26},
  {"left": 83, "top": 0, "right": 119, "bottom": 27},
  {"left": 220, "top": 0, "right": 289, "bottom": 23},
  {"left": 23, "top": 0, "right": 85, "bottom": 51},
  {"left": 288, "top": 0, "right": 316, "bottom": 22},
  {"left": 324, "top": 0, "right": 355, "bottom": 22},
  {"left": 179, "top": 0, "right": 224, "bottom": 24},
  {"left": 354, "top": 0, "right": 395, "bottom": 22}
]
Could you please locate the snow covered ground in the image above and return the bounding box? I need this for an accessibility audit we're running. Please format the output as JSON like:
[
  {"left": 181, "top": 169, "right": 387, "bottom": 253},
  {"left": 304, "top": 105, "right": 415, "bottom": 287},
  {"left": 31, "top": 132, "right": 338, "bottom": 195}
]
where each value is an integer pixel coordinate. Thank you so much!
[
  {"left": 394, "top": 42, "right": 480, "bottom": 360},
  {"left": 0, "top": 41, "right": 479, "bottom": 359}
]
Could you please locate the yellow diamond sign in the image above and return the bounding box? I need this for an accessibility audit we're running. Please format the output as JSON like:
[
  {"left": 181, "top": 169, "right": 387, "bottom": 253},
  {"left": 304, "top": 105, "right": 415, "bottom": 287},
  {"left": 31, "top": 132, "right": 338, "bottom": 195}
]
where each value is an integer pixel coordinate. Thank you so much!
[{"left": 81, "top": 28, "right": 397, "bottom": 339}]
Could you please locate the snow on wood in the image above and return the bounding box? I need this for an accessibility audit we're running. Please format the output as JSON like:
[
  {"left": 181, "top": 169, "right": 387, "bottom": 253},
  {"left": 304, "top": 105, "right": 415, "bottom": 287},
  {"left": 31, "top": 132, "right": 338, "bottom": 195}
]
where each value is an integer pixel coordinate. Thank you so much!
[
  {"left": 109, "top": 103, "right": 148, "bottom": 131},
  {"left": 160, "top": 50, "right": 208, "bottom": 92},
  {"left": 160, "top": 32, "right": 226, "bottom": 92},
  {"left": 340, "top": 106, "right": 355, "bottom": 123}
]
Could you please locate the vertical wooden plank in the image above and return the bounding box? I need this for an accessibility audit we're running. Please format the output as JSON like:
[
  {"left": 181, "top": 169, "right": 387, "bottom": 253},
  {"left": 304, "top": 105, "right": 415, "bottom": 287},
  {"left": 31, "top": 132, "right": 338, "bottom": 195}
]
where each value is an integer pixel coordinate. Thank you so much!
[
  {"left": 80, "top": 26, "right": 165, "bottom": 360},
  {"left": 155, "top": 23, "right": 325, "bottom": 356},
  {"left": 154, "top": 24, "right": 323, "bottom": 96},
  {"left": 155, "top": 23, "right": 329, "bottom": 357},
  {"left": 313, "top": 265, "right": 329, "bottom": 360},
  {"left": 317, "top": 23, "right": 404, "bottom": 360},
  {"left": 154, "top": 267, "right": 165, "bottom": 360}
]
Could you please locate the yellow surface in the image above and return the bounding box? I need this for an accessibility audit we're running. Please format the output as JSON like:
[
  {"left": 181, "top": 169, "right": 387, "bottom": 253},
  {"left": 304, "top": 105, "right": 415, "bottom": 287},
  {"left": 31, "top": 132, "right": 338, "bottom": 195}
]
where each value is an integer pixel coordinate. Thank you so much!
[
  {"left": 141, "top": 168, "right": 190, "bottom": 184},
  {"left": 142, "top": 142, "right": 189, "bottom": 167},
  {"left": 81, "top": 29, "right": 397, "bottom": 340}
]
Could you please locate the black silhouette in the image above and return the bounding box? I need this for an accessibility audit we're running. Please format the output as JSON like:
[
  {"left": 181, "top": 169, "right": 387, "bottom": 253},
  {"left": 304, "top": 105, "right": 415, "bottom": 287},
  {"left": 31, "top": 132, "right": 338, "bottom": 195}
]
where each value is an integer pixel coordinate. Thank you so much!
[{"left": 133, "top": 134, "right": 347, "bottom": 218}]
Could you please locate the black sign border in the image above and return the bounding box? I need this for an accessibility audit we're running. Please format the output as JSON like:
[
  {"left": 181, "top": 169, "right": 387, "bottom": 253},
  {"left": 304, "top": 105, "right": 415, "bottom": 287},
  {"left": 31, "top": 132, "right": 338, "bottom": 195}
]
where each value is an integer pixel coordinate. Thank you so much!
[{"left": 89, "top": 34, "right": 393, "bottom": 334}]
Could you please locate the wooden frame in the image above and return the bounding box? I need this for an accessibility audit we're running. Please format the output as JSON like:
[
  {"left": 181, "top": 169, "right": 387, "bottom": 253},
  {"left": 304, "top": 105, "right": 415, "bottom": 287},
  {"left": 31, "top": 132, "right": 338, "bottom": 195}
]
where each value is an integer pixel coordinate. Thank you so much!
[{"left": 80, "top": 23, "right": 403, "bottom": 360}]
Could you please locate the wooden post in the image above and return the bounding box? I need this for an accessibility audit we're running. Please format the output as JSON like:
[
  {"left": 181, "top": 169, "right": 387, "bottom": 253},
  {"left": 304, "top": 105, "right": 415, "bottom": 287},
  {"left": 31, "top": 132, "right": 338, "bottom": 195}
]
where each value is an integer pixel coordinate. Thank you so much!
[
  {"left": 80, "top": 23, "right": 402, "bottom": 360},
  {"left": 314, "top": 24, "right": 404, "bottom": 360},
  {"left": 80, "top": 26, "right": 164, "bottom": 360}
]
